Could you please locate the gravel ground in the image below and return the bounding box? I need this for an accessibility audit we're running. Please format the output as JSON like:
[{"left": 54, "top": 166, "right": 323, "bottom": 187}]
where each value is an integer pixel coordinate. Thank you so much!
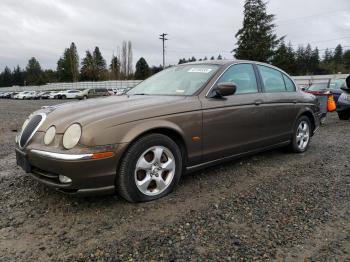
[{"left": 0, "top": 99, "right": 349, "bottom": 261}]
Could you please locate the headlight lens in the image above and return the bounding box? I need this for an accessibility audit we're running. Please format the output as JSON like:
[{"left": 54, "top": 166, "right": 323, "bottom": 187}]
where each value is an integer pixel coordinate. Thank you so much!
[
  {"left": 44, "top": 126, "right": 56, "bottom": 145},
  {"left": 62, "top": 123, "right": 81, "bottom": 149}
]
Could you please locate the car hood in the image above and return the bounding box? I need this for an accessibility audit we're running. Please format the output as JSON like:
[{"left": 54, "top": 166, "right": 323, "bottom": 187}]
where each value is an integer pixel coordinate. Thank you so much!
[{"left": 37, "top": 95, "right": 198, "bottom": 133}]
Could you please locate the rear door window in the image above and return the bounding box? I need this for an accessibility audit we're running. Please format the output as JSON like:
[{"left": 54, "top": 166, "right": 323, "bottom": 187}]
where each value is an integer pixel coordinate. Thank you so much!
[
  {"left": 282, "top": 74, "right": 296, "bottom": 92},
  {"left": 258, "top": 65, "right": 286, "bottom": 93}
]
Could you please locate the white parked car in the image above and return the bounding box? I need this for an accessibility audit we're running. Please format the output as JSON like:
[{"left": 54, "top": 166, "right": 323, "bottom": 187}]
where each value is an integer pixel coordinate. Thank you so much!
[
  {"left": 58, "top": 90, "right": 82, "bottom": 99},
  {"left": 49, "top": 91, "right": 60, "bottom": 99},
  {"left": 15, "top": 91, "right": 36, "bottom": 100}
]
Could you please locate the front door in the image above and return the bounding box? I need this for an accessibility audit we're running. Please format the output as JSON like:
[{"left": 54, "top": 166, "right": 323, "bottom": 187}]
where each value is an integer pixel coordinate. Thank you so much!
[{"left": 200, "top": 63, "right": 272, "bottom": 162}]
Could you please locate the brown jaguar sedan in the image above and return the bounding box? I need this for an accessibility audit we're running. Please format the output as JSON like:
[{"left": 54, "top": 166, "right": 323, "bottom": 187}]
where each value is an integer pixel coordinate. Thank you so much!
[{"left": 15, "top": 60, "right": 321, "bottom": 202}]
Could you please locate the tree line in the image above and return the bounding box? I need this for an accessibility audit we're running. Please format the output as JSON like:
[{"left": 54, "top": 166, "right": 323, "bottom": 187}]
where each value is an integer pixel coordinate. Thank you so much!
[{"left": 0, "top": 41, "right": 157, "bottom": 87}]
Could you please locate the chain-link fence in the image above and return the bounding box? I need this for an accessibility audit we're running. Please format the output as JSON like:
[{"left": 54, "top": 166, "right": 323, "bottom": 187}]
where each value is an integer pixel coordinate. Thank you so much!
[{"left": 0, "top": 80, "right": 142, "bottom": 92}]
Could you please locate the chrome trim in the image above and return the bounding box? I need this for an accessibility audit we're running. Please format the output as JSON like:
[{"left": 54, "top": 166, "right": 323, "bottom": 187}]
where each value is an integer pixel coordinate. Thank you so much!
[
  {"left": 19, "top": 113, "right": 47, "bottom": 150},
  {"left": 31, "top": 149, "right": 93, "bottom": 161}
]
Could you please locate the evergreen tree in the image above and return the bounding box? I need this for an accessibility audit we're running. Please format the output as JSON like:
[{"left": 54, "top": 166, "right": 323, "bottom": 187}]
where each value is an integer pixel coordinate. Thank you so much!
[
  {"left": 210, "top": 56, "right": 215, "bottom": 60},
  {"left": 57, "top": 42, "right": 79, "bottom": 82},
  {"left": 190, "top": 56, "right": 197, "bottom": 62},
  {"left": 343, "top": 50, "right": 350, "bottom": 71},
  {"left": 134, "top": 57, "right": 150, "bottom": 80},
  {"left": 217, "top": 54, "right": 223, "bottom": 60},
  {"left": 296, "top": 46, "right": 306, "bottom": 75},
  {"left": 43, "top": 69, "right": 57, "bottom": 83},
  {"left": 324, "top": 48, "right": 333, "bottom": 63},
  {"left": 80, "top": 51, "right": 94, "bottom": 81},
  {"left": 150, "top": 65, "right": 163, "bottom": 75},
  {"left": 0, "top": 67, "right": 12, "bottom": 87},
  {"left": 12, "top": 65, "right": 25, "bottom": 86},
  {"left": 203, "top": 56, "right": 208, "bottom": 61},
  {"left": 178, "top": 58, "right": 187, "bottom": 64},
  {"left": 25, "top": 57, "right": 44, "bottom": 85},
  {"left": 310, "top": 47, "right": 320, "bottom": 74},
  {"left": 110, "top": 55, "right": 121, "bottom": 80},
  {"left": 92, "top": 47, "right": 107, "bottom": 81},
  {"left": 333, "top": 44, "right": 343, "bottom": 72},
  {"left": 272, "top": 42, "right": 296, "bottom": 74},
  {"left": 233, "top": 0, "right": 281, "bottom": 62}
]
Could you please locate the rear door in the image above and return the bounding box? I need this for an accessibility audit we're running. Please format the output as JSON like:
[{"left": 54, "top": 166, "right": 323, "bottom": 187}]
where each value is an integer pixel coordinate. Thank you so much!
[
  {"left": 256, "top": 65, "right": 300, "bottom": 143},
  {"left": 201, "top": 63, "right": 273, "bottom": 162}
]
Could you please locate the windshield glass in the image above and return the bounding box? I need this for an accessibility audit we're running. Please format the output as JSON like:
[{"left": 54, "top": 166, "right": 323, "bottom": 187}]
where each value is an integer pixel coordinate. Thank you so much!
[
  {"left": 128, "top": 64, "right": 220, "bottom": 96},
  {"left": 308, "top": 82, "right": 328, "bottom": 91}
]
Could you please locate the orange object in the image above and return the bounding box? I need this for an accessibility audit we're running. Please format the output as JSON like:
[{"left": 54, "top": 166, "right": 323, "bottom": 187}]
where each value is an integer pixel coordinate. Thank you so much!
[
  {"left": 91, "top": 151, "right": 114, "bottom": 159},
  {"left": 327, "top": 95, "right": 336, "bottom": 112},
  {"left": 192, "top": 136, "right": 201, "bottom": 142}
]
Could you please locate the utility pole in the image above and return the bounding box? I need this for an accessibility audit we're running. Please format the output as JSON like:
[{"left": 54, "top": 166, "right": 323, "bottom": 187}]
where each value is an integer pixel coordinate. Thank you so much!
[{"left": 159, "top": 33, "right": 168, "bottom": 68}]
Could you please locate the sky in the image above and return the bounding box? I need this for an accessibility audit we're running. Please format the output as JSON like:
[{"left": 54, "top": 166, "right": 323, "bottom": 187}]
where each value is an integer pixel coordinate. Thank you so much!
[{"left": 0, "top": 0, "right": 350, "bottom": 71}]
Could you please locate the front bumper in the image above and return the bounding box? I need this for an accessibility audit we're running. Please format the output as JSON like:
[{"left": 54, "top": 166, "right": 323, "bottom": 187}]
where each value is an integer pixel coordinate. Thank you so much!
[{"left": 15, "top": 145, "right": 127, "bottom": 196}]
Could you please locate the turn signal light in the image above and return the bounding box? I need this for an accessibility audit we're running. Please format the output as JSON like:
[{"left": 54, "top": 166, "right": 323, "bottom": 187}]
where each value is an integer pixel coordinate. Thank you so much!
[{"left": 91, "top": 151, "right": 114, "bottom": 159}]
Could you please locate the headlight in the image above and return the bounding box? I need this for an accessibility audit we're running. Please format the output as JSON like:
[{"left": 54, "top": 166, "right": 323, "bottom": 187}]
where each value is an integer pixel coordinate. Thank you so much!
[
  {"left": 62, "top": 123, "right": 81, "bottom": 149},
  {"left": 44, "top": 126, "right": 56, "bottom": 145}
]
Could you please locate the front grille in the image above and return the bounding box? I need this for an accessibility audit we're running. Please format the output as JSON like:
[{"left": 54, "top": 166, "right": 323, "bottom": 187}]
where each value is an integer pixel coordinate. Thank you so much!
[{"left": 19, "top": 114, "right": 44, "bottom": 148}]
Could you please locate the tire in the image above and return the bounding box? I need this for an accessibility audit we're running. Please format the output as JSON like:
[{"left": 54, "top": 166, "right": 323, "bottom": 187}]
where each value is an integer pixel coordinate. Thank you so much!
[
  {"left": 288, "top": 116, "right": 312, "bottom": 153},
  {"left": 117, "top": 134, "right": 183, "bottom": 203},
  {"left": 62, "top": 95, "right": 67, "bottom": 99},
  {"left": 83, "top": 96, "right": 87, "bottom": 100},
  {"left": 338, "top": 111, "right": 350, "bottom": 120}
]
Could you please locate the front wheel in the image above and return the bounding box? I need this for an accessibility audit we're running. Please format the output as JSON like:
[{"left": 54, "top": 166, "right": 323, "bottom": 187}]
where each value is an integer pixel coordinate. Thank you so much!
[
  {"left": 289, "top": 116, "right": 312, "bottom": 153},
  {"left": 117, "top": 134, "right": 183, "bottom": 203}
]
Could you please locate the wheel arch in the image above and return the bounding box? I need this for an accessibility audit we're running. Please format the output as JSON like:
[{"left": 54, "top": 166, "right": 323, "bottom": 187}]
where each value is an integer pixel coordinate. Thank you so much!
[
  {"left": 297, "top": 108, "right": 316, "bottom": 133},
  {"left": 116, "top": 121, "right": 189, "bottom": 170}
]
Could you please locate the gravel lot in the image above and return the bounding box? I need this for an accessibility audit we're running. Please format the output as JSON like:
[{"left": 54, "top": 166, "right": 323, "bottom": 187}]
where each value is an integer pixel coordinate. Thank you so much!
[{"left": 0, "top": 99, "right": 349, "bottom": 261}]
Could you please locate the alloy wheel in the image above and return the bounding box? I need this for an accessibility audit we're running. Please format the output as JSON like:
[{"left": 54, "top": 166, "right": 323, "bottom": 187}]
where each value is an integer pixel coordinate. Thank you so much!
[
  {"left": 134, "top": 146, "right": 176, "bottom": 196},
  {"left": 296, "top": 120, "right": 310, "bottom": 150}
]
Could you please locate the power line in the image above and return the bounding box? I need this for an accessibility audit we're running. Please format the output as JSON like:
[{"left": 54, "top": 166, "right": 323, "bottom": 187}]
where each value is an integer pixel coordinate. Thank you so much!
[
  {"left": 276, "top": 7, "right": 350, "bottom": 24},
  {"left": 159, "top": 33, "right": 168, "bottom": 68}
]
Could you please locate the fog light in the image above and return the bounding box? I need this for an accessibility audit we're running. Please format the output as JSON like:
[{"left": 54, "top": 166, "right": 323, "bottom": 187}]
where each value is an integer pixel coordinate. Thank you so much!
[{"left": 59, "top": 175, "right": 72, "bottom": 184}]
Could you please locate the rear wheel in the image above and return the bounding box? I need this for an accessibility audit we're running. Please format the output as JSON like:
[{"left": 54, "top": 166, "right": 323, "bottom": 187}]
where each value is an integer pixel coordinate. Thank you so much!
[
  {"left": 289, "top": 116, "right": 312, "bottom": 153},
  {"left": 117, "top": 134, "right": 182, "bottom": 203},
  {"left": 338, "top": 111, "right": 350, "bottom": 120}
]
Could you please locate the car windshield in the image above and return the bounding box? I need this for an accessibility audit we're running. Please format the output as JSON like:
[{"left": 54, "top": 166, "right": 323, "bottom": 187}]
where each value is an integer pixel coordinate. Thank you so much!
[
  {"left": 128, "top": 64, "right": 220, "bottom": 96},
  {"left": 307, "top": 82, "right": 328, "bottom": 91},
  {"left": 329, "top": 79, "right": 346, "bottom": 90}
]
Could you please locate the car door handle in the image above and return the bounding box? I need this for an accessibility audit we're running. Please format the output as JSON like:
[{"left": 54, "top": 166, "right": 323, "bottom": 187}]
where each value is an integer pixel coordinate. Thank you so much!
[{"left": 254, "top": 100, "right": 263, "bottom": 106}]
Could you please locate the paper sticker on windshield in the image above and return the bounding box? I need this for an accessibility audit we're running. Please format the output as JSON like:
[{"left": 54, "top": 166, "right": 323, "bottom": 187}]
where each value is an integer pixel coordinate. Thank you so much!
[
  {"left": 176, "top": 89, "right": 185, "bottom": 93},
  {"left": 188, "top": 68, "right": 212, "bottom": 73}
]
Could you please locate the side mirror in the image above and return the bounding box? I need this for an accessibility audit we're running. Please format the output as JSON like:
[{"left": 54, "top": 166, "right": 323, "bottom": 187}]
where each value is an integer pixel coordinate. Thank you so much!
[{"left": 211, "top": 82, "right": 237, "bottom": 98}]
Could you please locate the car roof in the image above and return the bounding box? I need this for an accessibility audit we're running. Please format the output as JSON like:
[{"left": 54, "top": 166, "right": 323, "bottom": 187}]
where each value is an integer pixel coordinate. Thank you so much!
[
  {"left": 184, "top": 59, "right": 266, "bottom": 66},
  {"left": 182, "top": 59, "right": 286, "bottom": 72}
]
